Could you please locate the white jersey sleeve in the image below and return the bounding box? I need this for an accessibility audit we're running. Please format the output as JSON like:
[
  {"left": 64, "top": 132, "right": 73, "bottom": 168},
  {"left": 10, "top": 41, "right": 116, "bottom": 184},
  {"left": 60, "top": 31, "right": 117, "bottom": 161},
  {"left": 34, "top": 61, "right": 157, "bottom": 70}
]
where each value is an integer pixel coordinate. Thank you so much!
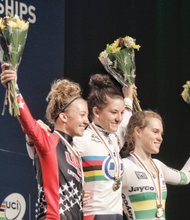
[
  {"left": 116, "top": 97, "right": 133, "bottom": 147},
  {"left": 155, "top": 158, "right": 190, "bottom": 185}
]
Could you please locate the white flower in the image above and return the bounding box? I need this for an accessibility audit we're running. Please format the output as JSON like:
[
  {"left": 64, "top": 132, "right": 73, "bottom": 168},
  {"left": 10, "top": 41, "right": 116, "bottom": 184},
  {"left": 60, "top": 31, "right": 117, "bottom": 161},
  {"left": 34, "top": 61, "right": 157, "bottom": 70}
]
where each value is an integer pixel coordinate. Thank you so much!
[{"left": 99, "top": 50, "right": 112, "bottom": 66}]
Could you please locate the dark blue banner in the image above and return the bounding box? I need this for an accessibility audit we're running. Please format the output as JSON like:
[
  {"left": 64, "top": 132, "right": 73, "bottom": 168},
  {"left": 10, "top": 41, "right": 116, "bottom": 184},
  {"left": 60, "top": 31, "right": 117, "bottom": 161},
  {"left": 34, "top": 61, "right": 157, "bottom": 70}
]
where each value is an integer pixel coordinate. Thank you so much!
[{"left": 0, "top": 1, "right": 65, "bottom": 219}]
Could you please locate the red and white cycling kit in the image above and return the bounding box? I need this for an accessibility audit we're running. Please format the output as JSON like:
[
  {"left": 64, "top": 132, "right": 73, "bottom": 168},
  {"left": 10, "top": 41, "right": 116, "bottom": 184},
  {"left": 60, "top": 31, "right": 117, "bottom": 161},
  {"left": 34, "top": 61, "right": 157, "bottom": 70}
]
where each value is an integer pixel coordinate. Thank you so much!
[{"left": 17, "top": 93, "right": 83, "bottom": 220}]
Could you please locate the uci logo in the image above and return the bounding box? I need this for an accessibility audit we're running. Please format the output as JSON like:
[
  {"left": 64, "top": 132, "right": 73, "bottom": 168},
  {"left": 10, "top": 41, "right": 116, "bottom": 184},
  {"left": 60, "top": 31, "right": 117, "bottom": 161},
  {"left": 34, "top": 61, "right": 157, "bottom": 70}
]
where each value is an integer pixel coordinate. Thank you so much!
[
  {"left": 0, "top": 193, "right": 26, "bottom": 220},
  {"left": 102, "top": 155, "right": 123, "bottom": 180}
]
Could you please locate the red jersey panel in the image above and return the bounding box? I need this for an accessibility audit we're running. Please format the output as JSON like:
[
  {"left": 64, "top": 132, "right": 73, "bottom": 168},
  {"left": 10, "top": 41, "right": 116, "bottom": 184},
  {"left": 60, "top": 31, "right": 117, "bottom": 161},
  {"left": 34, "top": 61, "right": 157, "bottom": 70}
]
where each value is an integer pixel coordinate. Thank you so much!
[{"left": 17, "top": 94, "right": 83, "bottom": 220}]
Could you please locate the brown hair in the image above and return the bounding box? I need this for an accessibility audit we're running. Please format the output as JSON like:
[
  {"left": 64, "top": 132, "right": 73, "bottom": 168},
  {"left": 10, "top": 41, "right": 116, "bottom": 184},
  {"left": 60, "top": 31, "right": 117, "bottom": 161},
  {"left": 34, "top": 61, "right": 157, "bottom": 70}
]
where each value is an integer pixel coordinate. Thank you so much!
[
  {"left": 88, "top": 73, "right": 123, "bottom": 120},
  {"left": 120, "top": 110, "right": 163, "bottom": 158},
  {"left": 46, "top": 79, "right": 82, "bottom": 123}
]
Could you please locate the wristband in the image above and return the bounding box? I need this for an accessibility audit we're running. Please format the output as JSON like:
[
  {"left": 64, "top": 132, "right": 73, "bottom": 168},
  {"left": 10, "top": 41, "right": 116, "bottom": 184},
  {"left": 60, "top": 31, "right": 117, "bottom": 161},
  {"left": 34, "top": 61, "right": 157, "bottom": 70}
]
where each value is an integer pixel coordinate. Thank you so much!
[{"left": 26, "top": 140, "right": 34, "bottom": 147}]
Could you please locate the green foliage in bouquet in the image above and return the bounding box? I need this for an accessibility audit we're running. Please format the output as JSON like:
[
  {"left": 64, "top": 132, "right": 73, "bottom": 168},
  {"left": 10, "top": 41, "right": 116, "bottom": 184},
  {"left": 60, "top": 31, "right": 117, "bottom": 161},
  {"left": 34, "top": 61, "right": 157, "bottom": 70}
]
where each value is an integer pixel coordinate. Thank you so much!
[
  {"left": 181, "top": 81, "right": 190, "bottom": 104},
  {"left": 99, "top": 36, "right": 141, "bottom": 112},
  {"left": 0, "top": 15, "right": 29, "bottom": 116}
]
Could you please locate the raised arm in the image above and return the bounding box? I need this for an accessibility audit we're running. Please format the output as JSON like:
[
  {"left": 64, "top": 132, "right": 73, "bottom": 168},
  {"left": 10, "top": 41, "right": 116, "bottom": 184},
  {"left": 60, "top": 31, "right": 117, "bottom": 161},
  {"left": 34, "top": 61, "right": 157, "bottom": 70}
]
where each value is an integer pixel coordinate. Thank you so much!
[
  {"left": 116, "top": 84, "right": 136, "bottom": 146},
  {"left": 0, "top": 63, "right": 52, "bottom": 153},
  {"left": 156, "top": 158, "right": 190, "bottom": 185}
]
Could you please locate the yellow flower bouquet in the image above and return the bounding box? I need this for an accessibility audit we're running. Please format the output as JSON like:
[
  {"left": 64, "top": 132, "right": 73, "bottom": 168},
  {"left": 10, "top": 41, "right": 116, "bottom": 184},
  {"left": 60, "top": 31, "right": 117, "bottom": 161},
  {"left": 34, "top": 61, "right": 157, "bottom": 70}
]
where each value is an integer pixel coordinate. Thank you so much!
[
  {"left": 0, "top": 14, "right": 29, "bottom": 116},
  {"left": 181, "top": 81, "right": 190, "bottom": 104},
  {"left": 99, "top": 36, "right": 141, "bottom": 112}
]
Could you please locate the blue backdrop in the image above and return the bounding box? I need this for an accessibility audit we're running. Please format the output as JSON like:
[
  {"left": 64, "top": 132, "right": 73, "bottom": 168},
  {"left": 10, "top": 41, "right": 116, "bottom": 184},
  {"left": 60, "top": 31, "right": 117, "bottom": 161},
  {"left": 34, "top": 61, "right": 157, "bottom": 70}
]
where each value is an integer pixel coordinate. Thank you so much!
[
  {"left": 0, "top": 1, "right": 65, "bottom": 219},
  {"left": 1, "top": 0, "right": 190, "bottom": 219}
]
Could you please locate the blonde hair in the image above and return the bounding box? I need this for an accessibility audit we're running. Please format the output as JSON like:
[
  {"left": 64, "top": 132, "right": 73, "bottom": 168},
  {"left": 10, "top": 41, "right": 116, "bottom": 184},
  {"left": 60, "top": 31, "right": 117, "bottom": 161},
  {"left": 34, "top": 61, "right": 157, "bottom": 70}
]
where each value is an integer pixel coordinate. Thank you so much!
[
  {"left": 46, "top": 79, "right": 82, "bottom": 123},
  {"left": 120, "top": 110, "right": 163, "bottom": 158}
]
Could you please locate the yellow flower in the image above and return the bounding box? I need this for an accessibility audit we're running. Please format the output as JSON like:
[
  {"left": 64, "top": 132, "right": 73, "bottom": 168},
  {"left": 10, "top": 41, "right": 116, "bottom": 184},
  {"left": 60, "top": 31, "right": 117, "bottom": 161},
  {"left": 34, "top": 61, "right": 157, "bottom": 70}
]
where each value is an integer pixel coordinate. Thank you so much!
[
  {"left": 106, "top": 39, "right": 121, "bottom": 53},
  {"left": 1, "top": 15, "right": 29, "bottom": 30},
  {"left": 181, "top": 81, "right": 190, "bottom": 104},
  {"left": 111, "top": 46, "right": 121, "bottom": 53},
  {"left": 124, "top": 36, "right": 134, "bottom": 46},
  {"left": 184, "top": 81, "right": 190, "bottom": 88},
  {"left": 131, "top": 42, "right": 141, "bottom": 50},
  {"left": 14, "top": 16, "right": 29, "bottom": 30},
  {"left": 7, "top": 20, "right": 18, "bottom": 28},
  {"left": 124, "top": 36, "right": 140, "bottom": 50},
  {"left": 0, "top": 18, "right": 5, "bottom": 29}
]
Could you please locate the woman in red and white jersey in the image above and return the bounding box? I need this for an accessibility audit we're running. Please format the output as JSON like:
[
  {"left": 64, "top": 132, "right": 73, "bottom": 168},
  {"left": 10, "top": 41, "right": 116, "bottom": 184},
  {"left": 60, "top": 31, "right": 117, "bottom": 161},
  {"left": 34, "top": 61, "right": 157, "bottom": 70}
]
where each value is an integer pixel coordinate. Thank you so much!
[{"left": 1, "top": 63, "right": 89, "bottom": 220}]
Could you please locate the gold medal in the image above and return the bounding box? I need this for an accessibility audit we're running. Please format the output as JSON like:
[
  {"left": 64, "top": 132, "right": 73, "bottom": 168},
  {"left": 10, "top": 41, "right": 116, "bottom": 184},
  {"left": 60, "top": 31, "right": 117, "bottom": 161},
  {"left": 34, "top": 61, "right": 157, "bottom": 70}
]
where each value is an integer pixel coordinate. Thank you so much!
[
  {"left": 156, "top": 207, "right": 164, "bottom": 218},
  {"left": 112, "top": 177, "right": 121, "bottom": 191}
]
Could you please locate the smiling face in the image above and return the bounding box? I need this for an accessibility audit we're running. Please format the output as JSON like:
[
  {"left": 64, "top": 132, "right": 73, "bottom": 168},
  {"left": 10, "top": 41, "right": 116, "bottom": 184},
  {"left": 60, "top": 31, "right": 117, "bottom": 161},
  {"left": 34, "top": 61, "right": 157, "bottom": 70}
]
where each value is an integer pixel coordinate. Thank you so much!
[
  {"left": 135, "top": 117, "right": 163, "bottom": 155},
  {"left": 92, "top": 96, "right": 125, "bottom": 133},
  {"left": 60, "top": 98, "right": 89, "bottom": 137}
]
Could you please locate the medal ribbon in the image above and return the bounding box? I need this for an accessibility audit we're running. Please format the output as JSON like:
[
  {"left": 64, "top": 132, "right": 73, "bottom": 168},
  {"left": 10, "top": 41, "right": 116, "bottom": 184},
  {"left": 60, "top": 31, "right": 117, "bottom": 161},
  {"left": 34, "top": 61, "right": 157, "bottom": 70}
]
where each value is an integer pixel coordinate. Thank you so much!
[
  {"left": 54, "top": 130, "right": 84, "bottom": 188},
  {"left": 89, "top": 123, "right": 121, "bottom": 181},
  {"left": 131, "top": 152, "right": 163, "bottom": 212}
]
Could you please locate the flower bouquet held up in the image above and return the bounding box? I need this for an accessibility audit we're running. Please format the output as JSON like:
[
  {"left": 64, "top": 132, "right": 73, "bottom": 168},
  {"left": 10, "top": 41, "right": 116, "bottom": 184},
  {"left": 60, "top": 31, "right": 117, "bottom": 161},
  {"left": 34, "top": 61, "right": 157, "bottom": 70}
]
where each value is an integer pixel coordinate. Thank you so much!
[
  {"left": 181, "top": 81, "right": 190, "bottom": 104},
  {"left": 0, "top": 15, "right": 29, "bottom": 116},
  {"left": 98, "top": 36, "right": 141, "bottom": 112}
]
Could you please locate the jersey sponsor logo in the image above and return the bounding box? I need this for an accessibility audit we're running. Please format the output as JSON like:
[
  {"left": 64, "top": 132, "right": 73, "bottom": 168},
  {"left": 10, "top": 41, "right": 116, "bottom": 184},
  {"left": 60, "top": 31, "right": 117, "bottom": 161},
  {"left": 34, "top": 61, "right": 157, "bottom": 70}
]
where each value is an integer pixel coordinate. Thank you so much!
[
  {"left": 102, "top": 155, "right": 123, "bottom": 180},
  {"left": 0, "top": 193, "right": 26, "bottom": 220},
  {"left": 128, "top": 185, "right": 154, "bottom": 192},
  {"left": 91, "top": 134, "right": 101, "bottom": 143},
  {"left": 68, "top": 169, "right": 80, "bottom": 182},
  {"left": 135, "top": 171, "right": 148, "bottom": 179},
  {"left": 65, "top": 152, "right": 82, "bottom": 178},
  {"left": 122, "top": 193, "right": 134, "bottom": 220}
]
